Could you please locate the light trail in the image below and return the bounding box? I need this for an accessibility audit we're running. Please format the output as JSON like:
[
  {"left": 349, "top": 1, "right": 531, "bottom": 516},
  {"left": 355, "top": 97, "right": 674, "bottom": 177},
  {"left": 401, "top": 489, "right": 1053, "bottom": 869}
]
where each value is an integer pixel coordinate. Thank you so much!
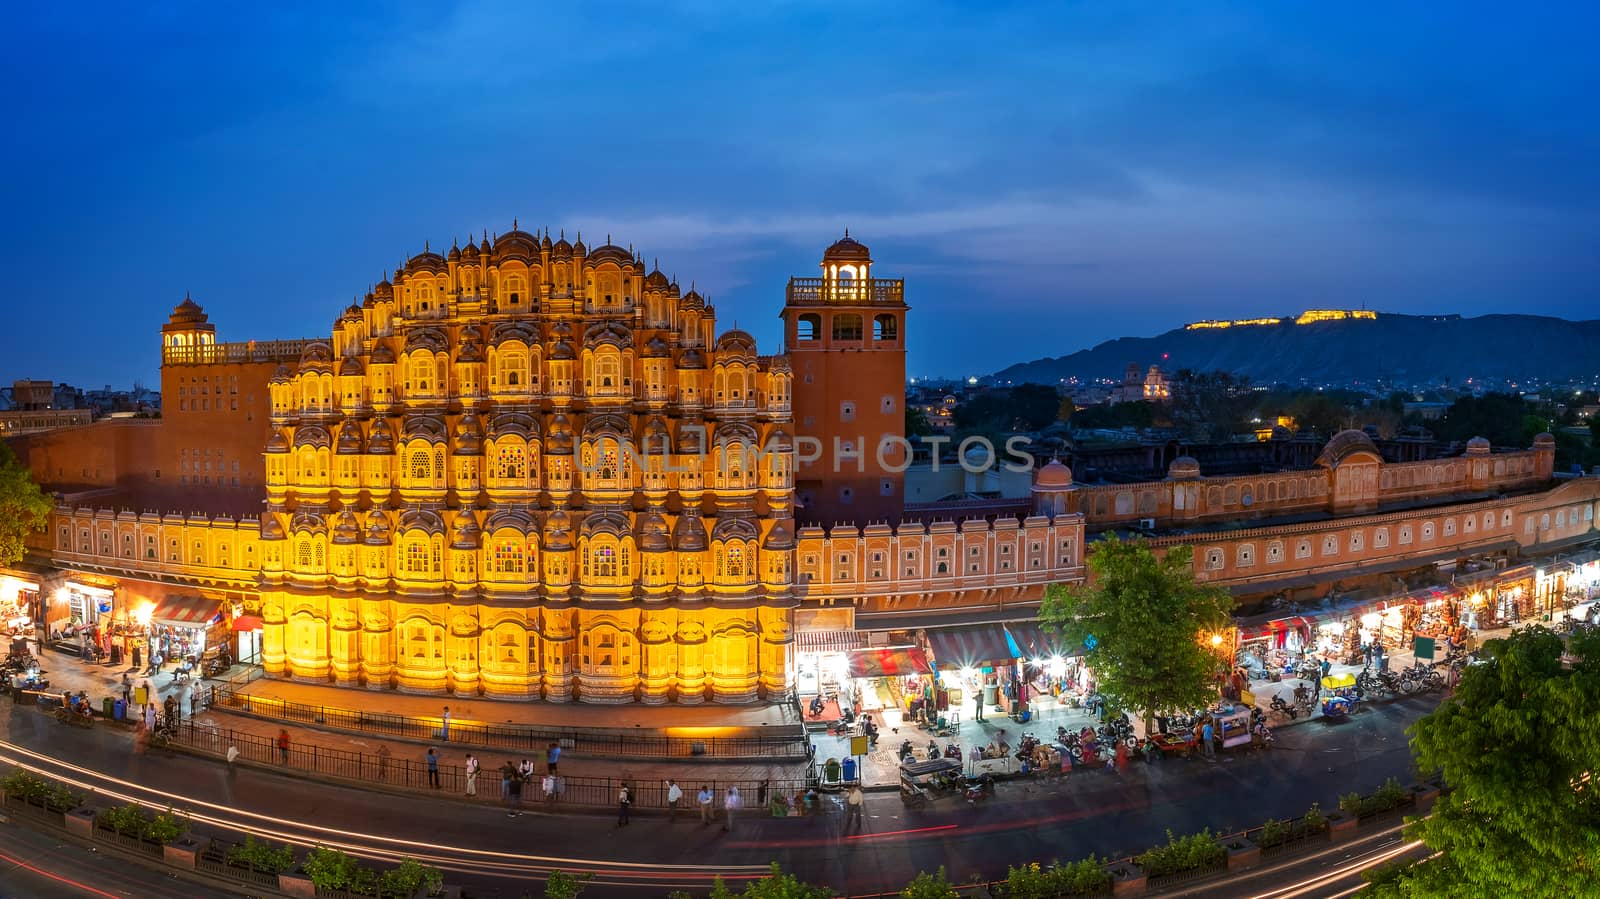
[
  {"left": 0, "top": 737, "right": 769, "bottom": 890},
  {"left": 1249, "top": 840, "right": 1430, "bottom": 899},
  {"left": 844, "top": 823, "right": 958, "bottom": 841},
  {"left": 0, "top": 847, "right": 123, "bottom": 899}
]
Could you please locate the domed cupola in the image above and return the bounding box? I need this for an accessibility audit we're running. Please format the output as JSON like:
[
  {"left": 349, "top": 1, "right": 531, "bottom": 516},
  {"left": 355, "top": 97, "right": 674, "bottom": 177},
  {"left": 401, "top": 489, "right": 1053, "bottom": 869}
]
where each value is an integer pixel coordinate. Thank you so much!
[
  {"left": 364, "top": 516, "right": 391, "bottom": 546},
  {"left": 643, "top": 335, "right": 669, "bottom": 358},
  {"left": 370, "top": 341, "right": 396, "bottom": 365},
  {"left": 637, "top": 510, "right": 672, "bottom": 552},
  {"left": 673, "top": 511, "right": 708, "bottom": 552},
  {"left": 451, "top": 513, "right": 482, "bottom": 549},
  {"left": 454, "top": 414, "right": 483, "bottom": 455},
  {"left": 546, "top": 413, "right": 574, "bottom": 455},
  {"left": 822, "top": 231, "right": 872, "bottom": 264},
  {"left": 332, "top": 511, "right": 361, "bottom": 544},
  {"left": 260, "top": 513, "right": 286, "bottom": 540},
  {"left": 366, "top": 422, "right": 395, "bottom": 455},
  {"left": 678, "top": 347, "right": 705, "bottom": 370},
  {"left": 1166, "top": 456, "right": 1202, "bottom": 480},
  {"left": 266, "top": 428, "right": 291, "bottom": 453},
  {"left": 543, "top": 509, "right": 573, "bottom": 551},
  {"left": 335, "top": 420, "right": 364, "bottom": 454},
  {"left": 762, "top": 517, "right": 796, "bottom": 551}
]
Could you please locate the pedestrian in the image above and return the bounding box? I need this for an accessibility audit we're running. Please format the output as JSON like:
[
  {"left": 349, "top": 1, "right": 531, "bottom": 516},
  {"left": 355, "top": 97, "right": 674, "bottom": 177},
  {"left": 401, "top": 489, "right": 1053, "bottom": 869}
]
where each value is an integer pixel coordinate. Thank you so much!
[
  {"left": 426, "top": 747, "right": 440, "bottom": 788},
  {"left": 845, "top": 783, "right": 864, "bottom": 829},
  {"left": 121, "top": 672, "right": 132, "bottom": 708},
  {"left": 131, "top": 644, "right": 141, "bottom": 671},
  {"left": 277, "top": 728, "right": 291, "bottom": 764},
  {"left": 519, "top": 758, "right": 535, "bottom": 785},
  {"left": 617, "top": 783, "right": 632, "bottom": 827},
  {"left": 507, "top": 762, "right": 523, "bottom": 817},
  {"left": 546, "top": 741, "right": 560, "bottom": 775},
  {"left": 698, "top": 785, "right": 714, "bottom": 825},
  {"left": 226, "top": 744, "right": 240, "bottom": 771},
  {"left": 376, "top": 744, "right": 391, "bottom": 782},
  {"left": 1200, "top": 720, "right": 1215, "bottom": 760},
  {"left": 973, "top": 691, "right": 984, "bottom": 722},
  {"left": 440, "top": 706, "right": 451, "bottom": 741},
  {"left": 164, "top": 694, "right": 177, "bottom": 724},
  {"left": 465, "top": 753, "right": 479, "bottom": 797},
  {"left": 543, "top": 773, "right": 558, "bottom": 806},
  {"left": 143, "top": 702, "right": 156, "bottom": 733},
  {"left": 723, "top": 786, "right": 740, "bottom": 833},
  {"left": 666, "top": 778, "right": 683, "bottom": 823},
  {"left": 190, "top": 689, "right": 200, "bottom": 718}
]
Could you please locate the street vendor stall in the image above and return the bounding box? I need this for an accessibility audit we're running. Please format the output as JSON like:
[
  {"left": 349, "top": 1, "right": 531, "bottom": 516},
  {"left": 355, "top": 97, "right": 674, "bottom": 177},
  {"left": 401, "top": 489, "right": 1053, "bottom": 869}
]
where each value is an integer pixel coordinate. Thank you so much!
[{"left": 1215, "top": 706, "right": 1253, "bottom": 750}]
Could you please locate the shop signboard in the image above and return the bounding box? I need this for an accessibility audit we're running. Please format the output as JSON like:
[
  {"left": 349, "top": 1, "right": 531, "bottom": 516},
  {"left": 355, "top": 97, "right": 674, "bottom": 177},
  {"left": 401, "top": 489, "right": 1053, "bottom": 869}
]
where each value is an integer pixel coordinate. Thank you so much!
[
  {"left": 850, "top": 735, "right": 868, "bottom": 757},
  {"left": 1413, "top": 635, "right": 1436, "bottom": 661}
]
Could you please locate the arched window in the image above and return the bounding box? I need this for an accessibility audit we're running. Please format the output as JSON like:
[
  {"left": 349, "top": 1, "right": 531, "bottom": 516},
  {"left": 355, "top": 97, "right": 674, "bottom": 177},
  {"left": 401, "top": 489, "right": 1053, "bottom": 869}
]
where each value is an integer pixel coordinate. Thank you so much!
[
  {"left": 433, "top": 448, "right": 445, "bottom": 480},
  {"left": 595, "top": 545, "right": 616, "bottom": 579},
  {"left": 727, "top": 544, "right": 744, "bottom": 579},
  {"left": 873, "top": 314, "right": 898, "bottom": 342},
  {"left": 797, "top": 314, "right": 821, "bottom": 341},
  {"left": 296, "top": 539, "right": 313, "bottom": 570},
  {"left": 501, "top": 350, "right": 526, "bottom": 387},
  {"left": 403, "top": 540, "right": 431, "bottom": 574},
  {"left": 409, "top": 450, "right": 431, "bottom": 482},
  {"left": 505, "top": 275, "right": 525, "bottom": 306},
  {"left": 409, "top": 357, "right": 433, "bottom": 394}
]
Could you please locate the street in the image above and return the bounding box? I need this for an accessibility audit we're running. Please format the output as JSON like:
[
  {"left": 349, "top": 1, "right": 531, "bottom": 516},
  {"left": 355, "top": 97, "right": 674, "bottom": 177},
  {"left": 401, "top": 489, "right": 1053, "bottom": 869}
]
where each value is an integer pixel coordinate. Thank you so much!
[{"left": 0, "top": 690, "right": 1439, "bottom": 897}]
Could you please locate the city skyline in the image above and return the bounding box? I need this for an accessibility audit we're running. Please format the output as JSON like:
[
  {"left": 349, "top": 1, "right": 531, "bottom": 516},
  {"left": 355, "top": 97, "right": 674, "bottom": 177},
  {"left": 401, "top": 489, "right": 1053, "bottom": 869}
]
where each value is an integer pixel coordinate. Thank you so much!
[{"left": 6, "top": 2, "right": 1599, "bottom": 387}]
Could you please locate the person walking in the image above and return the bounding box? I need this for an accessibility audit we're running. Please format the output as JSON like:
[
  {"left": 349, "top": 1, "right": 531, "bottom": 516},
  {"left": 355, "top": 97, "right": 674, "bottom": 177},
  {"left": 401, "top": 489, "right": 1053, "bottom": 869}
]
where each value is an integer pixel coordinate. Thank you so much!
[
  {"left": 698, "top": 785, "right": 714, "bottom": 825},
  {"left": 546, "top": 742, "right": 561, "bottom": 775},
  {"left": 426, "top": 748, "right": 440, "bottom": 788},
  {"left": 507, "top": 761, "right": 524, "bottom": 817},
  {"left": 440, "top": 706, "right": 451, "bottom": 741},
  {"left": 277, "top": 728, "right": 291, "bottom": 765},
  {"left": 376, "top": 744, "right": 391, "bottom": 782},
  {"left": 543, "top": 773, "right": 558, "bottom": 807},
  {"left": 973, "top": 690, "right": 985, "bottom": 722},
  {"left": 723, "top": 786, "right": 741, "bottom": 833},
  {"left": 1200, "top": 720, "right": 1216, "bottom": 761},
  {"left": 665, "top": 779, "right": 683, "bottom": 823},
  {"left": 464, "top": 754, "right": 479, "bottom": 797},
  {"left": 845, "top": 783, "right": 864, "bottom": 830},
  {"left": 617, "top": 783, "right": 632, "bottom": 827},
  {"left": 226, "top": 744, "right": 240, "bottom": 774},
  {"left": 120, "top": 672, "right": 132, "bottom": 708},
  {"left": 143, "top": 702, "right": 156, "bottom": 733}
]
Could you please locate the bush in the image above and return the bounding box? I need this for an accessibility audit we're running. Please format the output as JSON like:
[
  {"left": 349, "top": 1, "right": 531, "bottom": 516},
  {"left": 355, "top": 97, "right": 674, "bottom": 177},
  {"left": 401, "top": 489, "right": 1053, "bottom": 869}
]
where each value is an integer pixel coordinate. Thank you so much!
[
  {"left": 709, "top": 863, "right": 832, "bottom": 898},
  {"left": 146, "top": 806, "right": 187, "bottom": 844},
  {"left": 2, "top": 769, "right": 79, "bottom": 811},
  {"left": 1340, "top": 779, "right": 1411, "bottom": 817},
  {"left": 1304, "top": 803, "right": 1327, "bottom": 831},
  {"left": 98, "top": 804, "right": 148, "bottom": 836},
  {"left": 1135, "top": 829, "right": 1225, "bottom": 877},
  {"left": 382, "top": 858, "right": 444, "bottom": 898},
  {"left": 900, "top": 868, "right": 959, "bottom": 899},
  {"left": 546, "top": 870, "right": 593, "bottom": 899},
  {"left": 303, "top": 846, "right": 366, "bottom": 891},
  {"left": 227, "top": 836, "right": 297, "bottom": 875},
  {"left": 1004, "top": 859, "right": 1111, "bottom": 897},
  {"left": 1258, "top": 818, "right": 1292, "bottom": 847}
]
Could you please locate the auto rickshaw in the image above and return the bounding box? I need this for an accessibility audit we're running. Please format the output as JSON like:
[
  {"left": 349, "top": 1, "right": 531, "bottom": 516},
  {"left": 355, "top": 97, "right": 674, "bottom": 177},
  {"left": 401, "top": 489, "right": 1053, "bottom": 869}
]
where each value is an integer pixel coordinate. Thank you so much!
[{"left": 1320, "top": 673, "right": 1357, "bottom": 721}]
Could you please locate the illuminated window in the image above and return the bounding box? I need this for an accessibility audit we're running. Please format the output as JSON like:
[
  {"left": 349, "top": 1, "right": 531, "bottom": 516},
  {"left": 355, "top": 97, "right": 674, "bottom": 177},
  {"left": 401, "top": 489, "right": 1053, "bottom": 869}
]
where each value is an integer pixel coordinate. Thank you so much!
[
  {"left": 409, "top": 450, "right": 431, "bottom": 482},
  {"left": 493, "top": 540, "right": 524, "bottom": 574}
]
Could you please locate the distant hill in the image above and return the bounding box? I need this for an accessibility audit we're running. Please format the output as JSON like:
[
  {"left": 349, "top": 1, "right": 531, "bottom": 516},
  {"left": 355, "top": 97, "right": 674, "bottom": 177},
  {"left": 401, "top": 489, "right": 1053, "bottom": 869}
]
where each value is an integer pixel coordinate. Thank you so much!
[{"left": 992, "top": 312, "right": 1600, "bottom": 386}]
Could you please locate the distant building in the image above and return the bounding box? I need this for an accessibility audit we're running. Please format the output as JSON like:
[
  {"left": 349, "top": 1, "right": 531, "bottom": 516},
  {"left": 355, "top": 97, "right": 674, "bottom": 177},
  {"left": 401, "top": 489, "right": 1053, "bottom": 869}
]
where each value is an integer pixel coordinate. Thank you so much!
[{"left": 1112, "top": 363, "right": 1169, "bottom": 404}]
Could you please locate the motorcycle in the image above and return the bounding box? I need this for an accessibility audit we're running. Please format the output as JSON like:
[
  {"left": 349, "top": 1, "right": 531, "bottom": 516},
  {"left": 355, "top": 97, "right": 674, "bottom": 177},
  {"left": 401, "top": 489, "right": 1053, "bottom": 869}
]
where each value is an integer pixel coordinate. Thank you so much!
[
  {"left": 55, "top": 705, "right": 94, "bottom": 728},
  {"left": 963, "top": 774, "right": 996, "bottom": 803}
]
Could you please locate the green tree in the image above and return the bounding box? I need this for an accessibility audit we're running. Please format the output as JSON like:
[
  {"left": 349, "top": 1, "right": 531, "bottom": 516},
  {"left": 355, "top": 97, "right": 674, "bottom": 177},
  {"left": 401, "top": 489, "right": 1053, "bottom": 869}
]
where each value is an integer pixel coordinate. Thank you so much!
[
  {"left": 1039, "top": 539, "right": 1233, "bottom": 729},
  {"left": 1168, "top": 370, "right": 1254, "bottom": 442},
  {"left": 1367, "top": 628, "right": 1600, "bottom": 898},
  {"left": 0, "top": 442, "right": 52, "bottom": 568},
  {"left": 708, "top": 863, "right": 832, "bottom": 899},
  {"left": 544, "top": 870, "right": 592, "bottom": 899},
  {"left": 905, "top": 404, "right": 935, "bottom": 438}
]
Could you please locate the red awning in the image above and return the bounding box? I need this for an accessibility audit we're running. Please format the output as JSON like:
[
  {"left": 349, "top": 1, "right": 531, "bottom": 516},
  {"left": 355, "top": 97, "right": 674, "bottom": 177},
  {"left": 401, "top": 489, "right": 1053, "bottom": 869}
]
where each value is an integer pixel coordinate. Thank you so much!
[
  {"left": 150, "top": 595, "right": 222, "bottom": 628},
  {"left": 795, "top": 630, "right": 865, "bottom": 654},
  {"left": 846, "top": 646, "right": 932, "bottom": 678},
  {"left": 230, "top": 615, "right": 263, "bottom": 632}
]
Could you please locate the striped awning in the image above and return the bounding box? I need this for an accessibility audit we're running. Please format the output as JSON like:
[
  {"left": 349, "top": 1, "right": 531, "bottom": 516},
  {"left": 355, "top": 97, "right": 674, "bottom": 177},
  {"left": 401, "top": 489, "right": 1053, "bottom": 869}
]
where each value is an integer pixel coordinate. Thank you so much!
[
  {"left": 795, "top": 630, "right": 866, "bottom": 654},
  {"left": 1004, "top": 621, "right": 1076, "bottom": 659},
  {"left": 925, "top": 624, "right": 1015, "bottom": 669},
  {"left": 846, "top": 646, "right": 932, "bottom": 678},
  {"left": 150, "top": 595, "right": 223, "bottom": 628}
]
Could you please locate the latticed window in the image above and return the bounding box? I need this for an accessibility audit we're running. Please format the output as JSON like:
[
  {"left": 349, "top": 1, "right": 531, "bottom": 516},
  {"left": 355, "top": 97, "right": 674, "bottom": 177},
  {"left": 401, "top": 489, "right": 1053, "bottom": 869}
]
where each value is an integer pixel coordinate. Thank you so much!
[
  {"left": 595, "top": 546, "right": 616, "bottom": 579},
  {"left": 409, "top": 450, "right": 430, "bottom": 481},
  {"left": 493, "top": 540, "right": 524, "bottom": 574},
  {"left": 405, "top": 541, "right": 430, "bottom": 574},
  {"left": 496, "top": 446, "right": 526, "bottom": 481},
  {"left": 296, "top": 540, "right": 312, "bottom": 569},
  {"left": 727, "top": 545, "right": 744, "bottom": 579}
]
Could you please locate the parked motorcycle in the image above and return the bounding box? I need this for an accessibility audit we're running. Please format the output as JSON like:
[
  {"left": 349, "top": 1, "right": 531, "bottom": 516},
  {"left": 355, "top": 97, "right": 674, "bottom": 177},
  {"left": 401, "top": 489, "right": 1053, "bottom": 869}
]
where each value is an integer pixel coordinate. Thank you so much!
[{"left": 963, "top": 774, "right": 996, "bottom": 803}]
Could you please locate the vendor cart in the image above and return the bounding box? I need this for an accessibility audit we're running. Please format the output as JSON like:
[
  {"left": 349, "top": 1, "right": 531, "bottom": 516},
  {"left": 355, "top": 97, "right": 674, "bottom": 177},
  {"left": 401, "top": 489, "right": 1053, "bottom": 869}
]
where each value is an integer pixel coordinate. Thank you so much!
[
  {"left": 1321, "top": 673, "right": 1357, "bottom": 721},
  {"left": 1215, "top": 706, "right": 1253, "bottom": 751},
  {"left": 1149, "top": 732, "right": 1195, "bottom": 758},
  {"left": 899, "top": 758, "right": 963, "bottom": 807}
]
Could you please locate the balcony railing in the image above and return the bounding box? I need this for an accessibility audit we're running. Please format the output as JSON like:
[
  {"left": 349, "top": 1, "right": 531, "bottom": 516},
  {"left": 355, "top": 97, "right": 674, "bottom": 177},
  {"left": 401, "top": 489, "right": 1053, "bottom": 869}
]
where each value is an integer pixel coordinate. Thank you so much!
[
  {"left": 785, "top": 277, "right": 904, "bottom": 306},
  {"left": 163, "top": 340, "right": 311, "bottom": 366}
]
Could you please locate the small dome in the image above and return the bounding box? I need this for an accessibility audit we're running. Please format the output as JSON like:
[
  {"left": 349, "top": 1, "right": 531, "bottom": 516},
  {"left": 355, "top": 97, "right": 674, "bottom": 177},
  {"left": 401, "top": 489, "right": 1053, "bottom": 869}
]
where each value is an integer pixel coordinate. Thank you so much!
[
  {"left": 366, "top": 423, "right": 394, "bottom": 455},
  {"left": 637, "top": 511, "right": 671, "bottom": 552},
  {"left": 454, "top": 415, "right": 483, "bottom": 455},
  {"left": 551, "top": 236, "right": 573, "bottom": 258},
  {"left": 673, "top": 513, "right": 708, "bottom": 552},
  {"left": 550, "top": 339, "right": 576, "bottom": 361},
  {"left": 676, "top": 420, "right": 706, "bottom": 455},
  {"left": 1534, "top": 432, "right": 1556, "bottom": 446},
  {"left": 364, "top": 517, "right": 391, "bottom": 545},
  {"left": 332, "top": 511, "right": 360, "bottom": 544},
  {"left": 678, "top": 348, "right": 705, "bottom": 370},
  {"left": 451, "top": 514, "right": 481, "bottom": 549},
  {"left": 460, "top": 241, "right": 478, "bottom": 259},
  {"left": 823, "top": 232, "right": 871, "bottom": 263},
  {"left": 269, "top": 364, "right": 294, "bottom": 385},
  {"left": 168, "top": 295, "right": 208, "bottom": 324},
  {"left": 266, "top": 428, "right": 290, "bottom": 453},
  {"left": 370, "top": 342, "right": 396, "bottom": 365},
  {"left": 543, "top": 510, "right": 573, "bottom": 550},
  {"left": 457, "top": 340, "right": 484, "bottom": 363},
  {"left": 716, "top": 330, "right": 757, "bottom": 354},
  {"left": 1465, "top": 436, "right": 1492, "bottom": 454},
  {"left": 336, "top": 421, "right": 364, "bottom": 454},
  {"left": 642, "top": 336, "right": 670, "bottom": 358},
  {"left": 680, "top": 289, "right": 704, "bottom": 310},
  {"left": 338, "top": 357, "right": 364, "bottom": 377},
  {"left": 572, "top": 238, "right": 587, "bottom": 255},
  {"left": 1033, "top": 459, "right": 1073, "bottom": 490},
  {"left": 1317, "top": 429, "right": 1381, "bottom": 468},
  {"left": 545, "top": 413, "right": 574, "bottom": 454},
  {"left": 762, "top": 517, "right": 795, "bottom": 550},
  {"left": 374, "top": 279, "right": 393, "bottom": 298},
  {"left": 1167, "top": 456, "right": 1202, "bottom": 480},
  {"left": 260, "top": 514, "right": 285, "bottom": 540},
  {"left": 645, "top": 269, "right": 670, "bottom": 290},
  {"left": 447, "top": 243, "right": 461, "bottom": 262}
]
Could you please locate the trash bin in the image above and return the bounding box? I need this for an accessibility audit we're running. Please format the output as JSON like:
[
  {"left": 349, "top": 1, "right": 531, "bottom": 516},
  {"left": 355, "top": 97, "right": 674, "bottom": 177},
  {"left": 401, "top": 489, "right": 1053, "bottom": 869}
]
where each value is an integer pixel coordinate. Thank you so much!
[
  {"left": 114, "top": 699, "right": 126, "bottom": 721},
  {"left": 842, "top": 757, "right": 857, "bottom": 782},
  {"left": 103, "top": 697, "right": 115, "bottom": 719}
]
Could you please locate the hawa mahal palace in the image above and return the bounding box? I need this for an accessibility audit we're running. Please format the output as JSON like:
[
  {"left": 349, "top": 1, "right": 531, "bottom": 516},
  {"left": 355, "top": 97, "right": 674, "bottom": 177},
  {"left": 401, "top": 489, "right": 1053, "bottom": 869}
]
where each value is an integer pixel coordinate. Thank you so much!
[{"left": 6, "top": 231, "right": 1599, "bottom": 705}]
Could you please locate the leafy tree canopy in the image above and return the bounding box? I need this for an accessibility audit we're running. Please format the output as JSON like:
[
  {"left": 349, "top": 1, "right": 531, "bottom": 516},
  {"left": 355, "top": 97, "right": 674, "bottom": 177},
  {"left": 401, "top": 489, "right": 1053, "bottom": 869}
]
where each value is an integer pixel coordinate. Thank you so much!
[
  {"left": 1367, "top": 627, "right": 1600, "bottom": 898},
  {"left": 953, "top": 384, "right": 1064, "bottom": 435},
  {"left": 1168, "top": 370, "right": 1255, "bottom": 442},
  {"left": 1039, "top": 539, "right": 1233, "bottom": 724},
  {"left": 0, "top": 442, "right": 52, "bottom": 568}
]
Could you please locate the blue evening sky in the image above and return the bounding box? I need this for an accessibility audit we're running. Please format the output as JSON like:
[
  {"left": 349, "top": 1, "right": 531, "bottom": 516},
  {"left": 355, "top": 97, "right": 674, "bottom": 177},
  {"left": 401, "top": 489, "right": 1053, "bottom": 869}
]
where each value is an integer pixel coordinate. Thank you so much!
[{"left": 3, "top": 2, "right": 1596, "bottom": 387}]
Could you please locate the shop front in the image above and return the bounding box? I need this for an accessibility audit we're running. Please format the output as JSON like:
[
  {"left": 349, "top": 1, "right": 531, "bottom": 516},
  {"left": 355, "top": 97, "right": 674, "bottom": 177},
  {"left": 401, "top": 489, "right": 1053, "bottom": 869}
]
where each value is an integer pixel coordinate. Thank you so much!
[
  {"left": 844, "top": 645, "right": 935, "bottom": 723},
  {"left": 1, "top": 574, "right": 41, "bottom": 636},
  {"left": 144, "top": 594, "right": 227, "bottom": 669},
  {"left": 1004, "top": 621, "right": 1089, "bottom": 716},
  {"left": 232, "top": 614, "right": 263, "bottom": 667},
  {"left": 925, "top": 623, "right": 1021, "bottom": 720},
  {"left": 47, "top": 580, "right": 115, "bottom": 658}
]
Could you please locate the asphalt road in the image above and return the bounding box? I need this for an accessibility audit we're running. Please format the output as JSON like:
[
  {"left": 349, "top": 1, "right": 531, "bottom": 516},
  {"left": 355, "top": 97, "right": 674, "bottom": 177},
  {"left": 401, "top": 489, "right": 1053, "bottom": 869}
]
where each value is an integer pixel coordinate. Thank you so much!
[{"left": 0, "top": 693, "right": 1440, "bottom": 898}]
